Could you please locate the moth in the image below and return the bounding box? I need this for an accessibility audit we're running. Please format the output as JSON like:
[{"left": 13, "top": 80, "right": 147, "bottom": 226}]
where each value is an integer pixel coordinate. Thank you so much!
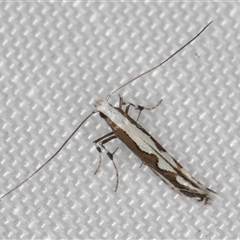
[{"left": 0, "top": 21, "right": 216, "bottom": 204}]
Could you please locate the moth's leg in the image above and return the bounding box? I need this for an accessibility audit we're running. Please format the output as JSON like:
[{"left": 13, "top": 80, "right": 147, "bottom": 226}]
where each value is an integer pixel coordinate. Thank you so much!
[
  {"left": 119, "top": 94, "right": 162, "bottom": 121},
  {"left": 135, "top": 98, "right": 162, "bottom": 121},
  {"left": 118, "top": 94, "right": 136, "bottom": 113},
  {"left": 119, "top": 94, "right": 135, "bottom": 112},
  {"left": 139, "top": 162, "right": 144, "bottom": 168},
  {"left": 93, "top": 132, "right": 115, "bottom": 146},
  {"left": 93, "top": 132, "right": 117, "bottom": 175},
  {"left": 93, "top": 132, "right": 120, "bottom": 191},
  {"left": 105, "top": 146, "right": 120, "bottom": 192}
]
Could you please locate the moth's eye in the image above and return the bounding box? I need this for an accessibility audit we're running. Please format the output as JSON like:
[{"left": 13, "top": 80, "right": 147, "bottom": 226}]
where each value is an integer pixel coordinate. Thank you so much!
[{"left": 99, "top": 112, "right": 106, "bottom": 119}]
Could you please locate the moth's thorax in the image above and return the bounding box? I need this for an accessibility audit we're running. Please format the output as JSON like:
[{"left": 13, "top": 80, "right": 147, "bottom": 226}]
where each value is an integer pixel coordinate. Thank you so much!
[{"left": 93, "top": 99, "right": 120, "bottom": 121}]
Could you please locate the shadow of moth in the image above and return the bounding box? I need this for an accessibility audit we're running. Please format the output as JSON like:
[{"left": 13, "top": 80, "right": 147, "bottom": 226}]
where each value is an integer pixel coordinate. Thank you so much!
[{"left": 1, "top": 21, "right": 216, "bottom": 204}]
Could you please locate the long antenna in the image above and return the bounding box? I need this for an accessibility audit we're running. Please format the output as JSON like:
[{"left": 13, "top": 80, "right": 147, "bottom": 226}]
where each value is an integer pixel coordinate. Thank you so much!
[
  {"left": 106, "top": 21, "right": 212, "bottom": 101},
  {"left": 0, "top": 111, "right": 96, "bottom": 200}
]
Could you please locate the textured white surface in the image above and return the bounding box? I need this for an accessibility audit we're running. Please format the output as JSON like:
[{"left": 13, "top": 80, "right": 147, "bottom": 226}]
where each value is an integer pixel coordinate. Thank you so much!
[{"left": 0, "top": 2, "right": 240, "bottom": 239}]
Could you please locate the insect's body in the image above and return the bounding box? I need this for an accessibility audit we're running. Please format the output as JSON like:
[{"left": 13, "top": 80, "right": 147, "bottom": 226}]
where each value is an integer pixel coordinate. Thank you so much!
[
  {"left": 94, "top": 99, "right": 215, "bottom": 204},
  {"left": 0, "top": 22, "right": 216, "bottom": 204}
]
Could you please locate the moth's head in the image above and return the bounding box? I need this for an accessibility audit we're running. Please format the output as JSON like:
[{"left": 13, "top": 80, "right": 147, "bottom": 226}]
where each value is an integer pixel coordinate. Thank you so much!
[
  {"left": 93, "top": 99, "right": 106, "bottom": 108},
  {"left": 93, "top": 99, "right": 113, "bottom": 118},
  {"left": 93, "top": 99, "right": 110, "bottom": 112}
]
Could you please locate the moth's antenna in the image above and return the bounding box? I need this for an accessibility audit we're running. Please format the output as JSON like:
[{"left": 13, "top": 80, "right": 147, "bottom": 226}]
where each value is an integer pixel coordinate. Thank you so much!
[
  {"left": 0, "top": 111, "right": 97, "bottom": 200},
  {"left": 105, "top": 21, "right": 212, "bottom": 101}
]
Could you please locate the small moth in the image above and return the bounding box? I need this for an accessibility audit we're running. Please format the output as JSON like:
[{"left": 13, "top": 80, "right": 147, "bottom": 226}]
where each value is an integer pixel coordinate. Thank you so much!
[{"left": 0, "top": 21, "right": 216, "bottom": 204}]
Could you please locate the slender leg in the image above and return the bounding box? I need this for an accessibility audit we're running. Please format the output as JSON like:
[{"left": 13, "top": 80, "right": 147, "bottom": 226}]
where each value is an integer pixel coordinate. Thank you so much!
[
  {"left": 119, "top": 95, "right": 135, "bottom": 114},
  {"left": 119, "top": 94, "right": 163, "bottom": 121},
  {"left": 135, "top": 98, "right": 162, "bottom": 121},
  {"left": 93, "top": 132, "right": 117, "bottom": 175},
  {"left": 93, "top": 132, "right": 120, "bottom": 191},
  {"left": 93, "top": 132, "right": 116, "bottom": 145},
  {"left": 106, "top": 147, "right": 119, "bottom": 192}
]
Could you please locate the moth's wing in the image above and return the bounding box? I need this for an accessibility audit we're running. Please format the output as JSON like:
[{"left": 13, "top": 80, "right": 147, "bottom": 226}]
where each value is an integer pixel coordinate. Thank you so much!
[{"left": 141, "top": 144, "right": 216, "bottom": 205}]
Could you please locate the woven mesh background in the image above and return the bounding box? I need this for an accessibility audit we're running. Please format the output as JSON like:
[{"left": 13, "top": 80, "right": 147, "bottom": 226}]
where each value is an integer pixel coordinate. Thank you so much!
[{"left": 0, "top": 2, "right": 239, "bottom": 239}]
